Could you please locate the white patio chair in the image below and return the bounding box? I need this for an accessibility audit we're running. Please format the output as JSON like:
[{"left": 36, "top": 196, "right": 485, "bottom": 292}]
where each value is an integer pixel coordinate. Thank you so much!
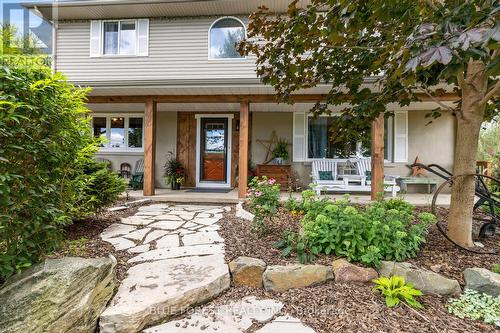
[
  {"left": 343, "top": 157, "right": 400, "bottom": 197},
  {"left": 311, "top": 159, "right": 347, "bottom": 195}
]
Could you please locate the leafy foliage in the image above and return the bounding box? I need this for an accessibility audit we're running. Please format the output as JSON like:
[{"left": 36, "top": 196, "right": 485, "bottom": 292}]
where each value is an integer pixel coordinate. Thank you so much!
[
  {"left": 246, "top": 176, "right": 281, "bottom": 233},
  {"left": 240, "top": 0, "right": 499, "bottom": 125},
  {"left": 300, "top": 197, "right": 436, "bottom": 266},
  {"left": 0, "top": 58, "right": 124, "bottom": 279},
  {"left": 372, "top": 275, "right": 423, "bottom": 309},
  {"left": 164, "top": 151, "right": 186, "bottom": 185},
  {"left": 447, "top": 289, "right": 500, "bottom": 327},
  {"left": 492, "top": 264, "right": 500, "bottom": 274},
  {"left": 64, "top": 146, "right": 126, "bottom": 219},
  {"left": 275, "top": 230, "right": 315, "bottom": 264},
  {"left": 271, "top": 138, "right": 290, "bottom": 160}
]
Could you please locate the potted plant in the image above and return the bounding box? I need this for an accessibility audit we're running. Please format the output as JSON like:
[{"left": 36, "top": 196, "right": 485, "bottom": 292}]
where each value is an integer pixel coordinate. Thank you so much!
[
  {"left": 272, "top": 138, "right": 289, "bottom": 165},
  {"left": 164, "top": 152, "right": 186, "bottom": 190}
]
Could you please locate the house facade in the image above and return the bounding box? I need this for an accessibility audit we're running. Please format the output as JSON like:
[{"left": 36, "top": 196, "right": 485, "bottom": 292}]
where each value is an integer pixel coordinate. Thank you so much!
[{"left": 25, "top": 0, "right": 457, "bottom": 197}]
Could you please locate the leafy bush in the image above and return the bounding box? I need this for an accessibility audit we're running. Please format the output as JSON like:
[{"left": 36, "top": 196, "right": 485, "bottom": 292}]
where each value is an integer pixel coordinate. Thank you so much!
[
  {"left": 246, "top": 176, "right": 281, "bottom": 233},
  {"left": 372, "top": 275, "right": 423, "bottom": 309},
  {"left": 301, "top": 197, "right": 436, "bottom": 266},
  {"left": 275, "top": 230, "right": 315, "bottom": 263},
  {"left": 0, "top": 59, "right": 123, "bottom": 279},
  {"left": 64, "top": 146, "right": 126, "bottom": 219},
  {"left": 492, "top": 264, "right": 500, "bottom": 274},
  {"left": 447, "top": 289, "right": 500, "bottom": 327}
]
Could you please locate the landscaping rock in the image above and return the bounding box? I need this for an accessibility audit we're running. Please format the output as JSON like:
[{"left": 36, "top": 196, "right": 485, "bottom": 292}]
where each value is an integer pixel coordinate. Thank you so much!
[
  {"left": 263, "top": 264, "right": 333, "bottom": 292},
  {"left": 229, "top": 256, "right": 267, "bottom": 288},
  {"left": 378, "top": 261, "right": 461, "bottom": 295},
  {"left": 332, "top": 259, "right": 378, "bottom": 283},
  {"left": 464, "top": 267, "right": 500, "bottom": 297},
  {"left": 0, "top": 256, "right": 116, "bottom": 333},
  {"left": 99, "top": 254, "right": 230, "bottom": 333}
]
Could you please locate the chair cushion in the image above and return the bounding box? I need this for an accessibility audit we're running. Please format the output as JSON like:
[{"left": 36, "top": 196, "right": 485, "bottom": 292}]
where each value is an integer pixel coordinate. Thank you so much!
[
  {"left": 365, "top": 170, "right": 372, "bottom": 181},
  {"left": 319, "top": 171, "right": 334, "bottom": 180}
]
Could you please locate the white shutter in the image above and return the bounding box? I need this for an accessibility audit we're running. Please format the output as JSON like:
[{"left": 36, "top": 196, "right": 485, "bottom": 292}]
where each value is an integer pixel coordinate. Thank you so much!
[
  {"left": 393, "top": 111, "right": 408, "bottom": 163},
  {"left": 90, "top": 20, "right": 101, "bottom": 57},
  {"left": 137, "top": 19, "right": 149, "bottom": 56},
  {"left": 293, "top": 112, "right": 306, "bottom": 162}
]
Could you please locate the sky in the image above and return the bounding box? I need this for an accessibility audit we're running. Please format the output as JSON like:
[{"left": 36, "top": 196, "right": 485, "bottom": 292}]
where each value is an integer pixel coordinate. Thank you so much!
[{"left": 1, "top": 0, "right": 52, "bottom": 51}]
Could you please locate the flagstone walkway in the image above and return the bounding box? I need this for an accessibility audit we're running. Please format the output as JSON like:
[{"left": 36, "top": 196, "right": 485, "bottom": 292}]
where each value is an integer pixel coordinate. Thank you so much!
[{"left": 98, "top": 203, "right": 316, "bottom": 333}]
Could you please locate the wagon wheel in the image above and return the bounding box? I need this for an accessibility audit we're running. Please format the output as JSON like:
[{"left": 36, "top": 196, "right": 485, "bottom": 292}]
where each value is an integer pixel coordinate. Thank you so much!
[{"left": 431, "top": 173, "right": 500, "bottom": 254}]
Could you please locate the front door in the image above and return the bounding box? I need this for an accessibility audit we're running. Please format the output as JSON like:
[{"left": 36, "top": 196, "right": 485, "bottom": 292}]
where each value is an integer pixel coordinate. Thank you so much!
[{"left": 198, "top": 117, "right": 230, "bottom": 186}]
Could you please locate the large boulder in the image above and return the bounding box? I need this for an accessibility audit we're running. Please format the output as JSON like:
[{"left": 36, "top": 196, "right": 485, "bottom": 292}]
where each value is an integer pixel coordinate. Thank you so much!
[
  {"left": 263, "top": 264, "right": 333, "bottom": 292},
  {"left": 99, "top": 254, "right": 230, "bottom": 333},
  {"left": 332, "top": 259, "right": 378, "bottom": 283},
  {"left": 378, "top": 261, "right": 461, "bottom": 295},
  {"left": 0, "top": 256, "right": 116, "bottom": 333},
  {"left": 464, "top": 267, "right": 500, "bottom": 297},
  {"left": 229, "top": 256, "right": 266, "bottom": 288}
]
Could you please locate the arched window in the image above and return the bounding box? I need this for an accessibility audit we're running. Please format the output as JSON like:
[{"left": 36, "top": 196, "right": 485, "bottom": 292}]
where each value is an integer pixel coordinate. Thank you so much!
[{"left": 209, "top": 17, "right": 245, "bottom": 59}]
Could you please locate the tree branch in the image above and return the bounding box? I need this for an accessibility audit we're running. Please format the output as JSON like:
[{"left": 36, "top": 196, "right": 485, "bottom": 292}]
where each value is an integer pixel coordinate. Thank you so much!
[
  {"left": 479, "top": 80, "right": 500, "bottom": 106},
  {"left": 418, "top": 87, "right": 456, "bottom": 113},
  {"left": 457, "top": 71, "right": 465, "bottom": 90}
]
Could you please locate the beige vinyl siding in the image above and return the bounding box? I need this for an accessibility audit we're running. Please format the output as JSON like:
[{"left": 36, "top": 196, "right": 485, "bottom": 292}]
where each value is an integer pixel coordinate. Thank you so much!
[{"left": 56, "top": 17, "right": 256, "bottom": 83}]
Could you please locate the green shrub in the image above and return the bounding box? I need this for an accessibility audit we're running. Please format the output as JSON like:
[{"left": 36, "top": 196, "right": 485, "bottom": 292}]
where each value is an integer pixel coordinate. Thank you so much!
[
  {"left": 275, "top": 230, "right": 315, "bottom": 263},
  {"left": 64, "top": 146, "right": 126, "bottom": 219},
  {"left": 492, "top": 264, "right": 500, "bottom": 274},
  {"left": 301, "top": 197, "right": 436, "bottom": 266},
  {"left": 447, "top": 289, "right": 500, "bottom": 327},
  {"left": 246, "top": 176, "right": 281, "bottom": 233},
  {"left": 0, "top": 59, "right": 123, "bottom": 279},
  {"left": 372, "top": 275, "right": 423, "bottom": 309}
]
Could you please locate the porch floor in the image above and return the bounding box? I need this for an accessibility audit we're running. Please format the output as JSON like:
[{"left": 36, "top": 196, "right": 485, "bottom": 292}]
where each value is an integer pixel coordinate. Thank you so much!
[{"left": 126, "top": 188, "right": 452, "bottom": 207}]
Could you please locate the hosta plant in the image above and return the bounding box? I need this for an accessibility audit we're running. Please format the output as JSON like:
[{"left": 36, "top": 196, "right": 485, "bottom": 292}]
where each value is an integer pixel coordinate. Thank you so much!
[{"left": 372, "top": 275, "right": 423, "bottom": 309}]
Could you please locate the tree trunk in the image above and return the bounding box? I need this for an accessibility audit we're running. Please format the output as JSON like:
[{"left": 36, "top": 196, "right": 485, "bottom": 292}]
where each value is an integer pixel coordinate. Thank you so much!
[{"left": 447, "top": 60, "right": 488, "bottom": 247}]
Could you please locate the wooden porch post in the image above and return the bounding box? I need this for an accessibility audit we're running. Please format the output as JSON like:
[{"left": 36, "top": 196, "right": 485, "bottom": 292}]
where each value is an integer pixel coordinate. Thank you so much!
[
  {"left": 238, "top": 101, "right": 249, "bottom": 198},
  {"left": 371, "top": 114, "right": 385, "bottom": 200},
  {"left": 143, "top": 99, "right": 157, "bottom": 196}
]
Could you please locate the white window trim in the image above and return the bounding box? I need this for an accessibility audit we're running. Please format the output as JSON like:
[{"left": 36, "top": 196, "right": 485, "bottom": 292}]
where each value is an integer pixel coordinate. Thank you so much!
[
  {"left": 91, "top": 113, "right": 144, "bottom": 153},
  {"left": 207, "top": 16, "right": 247, "bottom": 61},
  {"left": 100, "top": 19, "right": 140, "bottom": 57},
  {"left": 304, "top": 114, "right": 395, "bottom": 163}
]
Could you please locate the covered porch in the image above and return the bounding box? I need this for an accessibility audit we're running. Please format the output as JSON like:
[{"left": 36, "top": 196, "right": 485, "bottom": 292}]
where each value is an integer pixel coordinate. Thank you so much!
[{"left": 88, "top": 91, "right": 457, "bottom": 200}]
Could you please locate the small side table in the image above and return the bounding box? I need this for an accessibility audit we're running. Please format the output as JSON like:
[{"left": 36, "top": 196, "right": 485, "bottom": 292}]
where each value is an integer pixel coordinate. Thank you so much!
[{"left": 399, "top": 177, "right": 438, "bottom": 194}]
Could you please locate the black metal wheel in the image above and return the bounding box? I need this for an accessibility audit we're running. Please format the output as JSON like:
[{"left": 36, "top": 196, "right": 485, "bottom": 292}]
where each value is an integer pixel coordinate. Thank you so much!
[{"left": 431, "top": 173, "right": 500, "bottom": 254}]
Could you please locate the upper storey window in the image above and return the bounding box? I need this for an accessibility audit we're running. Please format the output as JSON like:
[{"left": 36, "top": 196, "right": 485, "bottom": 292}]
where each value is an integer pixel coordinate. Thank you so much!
[
  {"left": 90, "top": 19, "right": 149, "bottom": 57},
  {"left": 103, "top": 21, "right": 137, "bottom": 55},
  {"left": 209, "top": 18, "right": 245, "bottom": 59}
]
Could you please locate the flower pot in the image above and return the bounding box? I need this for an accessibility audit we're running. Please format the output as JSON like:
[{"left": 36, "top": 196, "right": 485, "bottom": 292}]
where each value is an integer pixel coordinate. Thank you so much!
[
  {"left": 274, "top": 157, "right": 283, "bottom": 165},
  {"left": 173, "top": 182, "right": 181, "bottom": 190}
]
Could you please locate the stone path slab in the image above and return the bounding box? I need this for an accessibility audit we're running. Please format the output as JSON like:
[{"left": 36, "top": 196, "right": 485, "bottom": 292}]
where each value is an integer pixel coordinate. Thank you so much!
[
  {"left": 99, "top": 203, "right": 232, "bottom": 333},
  {"left": 143, "top": 297, "right": 317, "bottom": 333}
]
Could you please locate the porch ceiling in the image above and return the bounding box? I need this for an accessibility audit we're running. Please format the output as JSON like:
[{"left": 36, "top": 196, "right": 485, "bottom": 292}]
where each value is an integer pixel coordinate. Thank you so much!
[
  {"left": 86, "top": 101, "right": 455, "bottom": 113},
  {"left": 23, "top": 0, "right": 311, "bottom": 21}
]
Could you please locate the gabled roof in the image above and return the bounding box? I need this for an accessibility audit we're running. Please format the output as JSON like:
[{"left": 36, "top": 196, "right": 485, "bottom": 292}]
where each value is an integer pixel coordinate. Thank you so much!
[{"left": 22, "top": 0, "right": 311, "bottom": 21}]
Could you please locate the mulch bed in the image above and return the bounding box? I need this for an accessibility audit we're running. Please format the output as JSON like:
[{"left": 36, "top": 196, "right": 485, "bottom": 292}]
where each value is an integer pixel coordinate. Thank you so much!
[
  {"left": 47, "top": 198, "right": 148, "bottom": 281},
  {"left": 218, "top": 205, "right": 499, "bottom": 333}
]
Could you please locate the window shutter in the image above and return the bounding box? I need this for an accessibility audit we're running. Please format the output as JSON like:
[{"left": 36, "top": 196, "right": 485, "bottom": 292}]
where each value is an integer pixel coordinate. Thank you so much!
[
  {"left": 393, "top": 111, "right": 408, "bottom": 163},
  {"left": 90, "top": 20, "right": 101, "bottom": 57},
  {"left": 137, "top": 19, "right": 149, "bottom": 56},
  {"left": 293, "top": 112, "right": 306, "bottom": 162}
]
